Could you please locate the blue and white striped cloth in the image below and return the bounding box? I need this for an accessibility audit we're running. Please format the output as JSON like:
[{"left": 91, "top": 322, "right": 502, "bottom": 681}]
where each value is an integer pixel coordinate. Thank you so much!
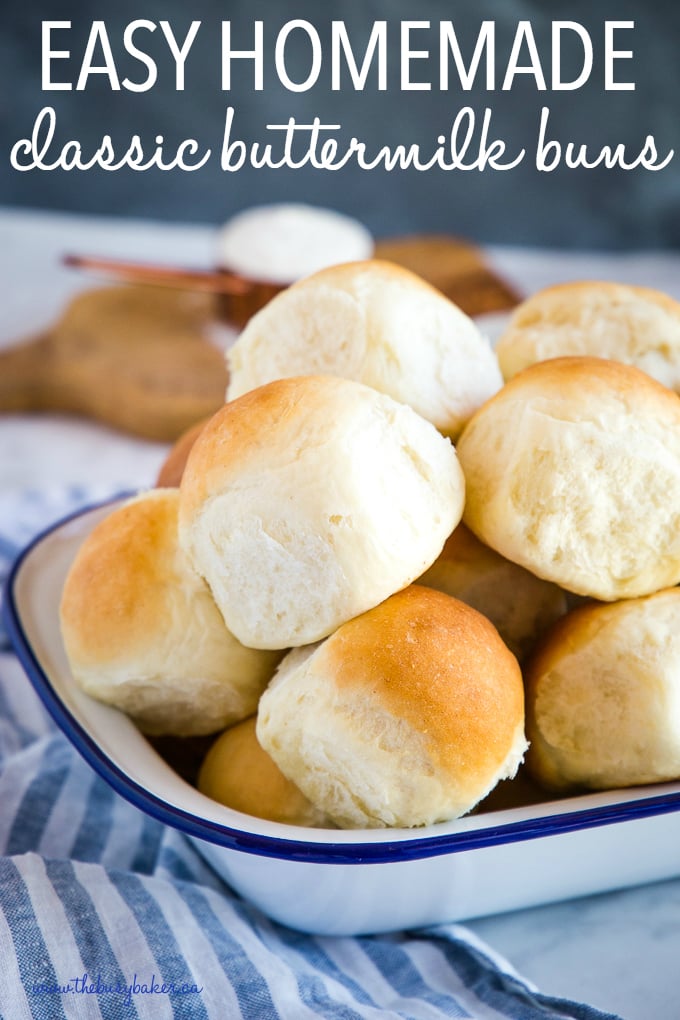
[{"left": 0, "top": 487, "right": 623, "bottom": 1020}]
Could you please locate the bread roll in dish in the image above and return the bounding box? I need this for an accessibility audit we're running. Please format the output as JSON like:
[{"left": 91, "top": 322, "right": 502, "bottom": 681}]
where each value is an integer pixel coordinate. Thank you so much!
[
  {"left": 256, "top": 586, "right": 527, "bottom": 829},
  {"left": 457, "top": 356, "right": 680, "bottom": 601},
  {"left": 525, "top": 589, "right": 680, "bottom": 792},
  {"left": 155, "top": 416, "right": 209, "bottom": 487},
  {"left": 60, "top": 489, "right": 281, "bottom": 737},
  {"left": 418, "top": 524, "right": 567, "bottom": 660},
  {"left": 198, "top": 717, "right": 331, "bottom": 827},
  {"left": 496, "top": 281, "right": 680, "bottom": 390},
  {"left": 226, "top": 260, "right": 502, "bottom": 439},
  {"left": 179, "top": 375, "right": 465, "bottom": 649}
]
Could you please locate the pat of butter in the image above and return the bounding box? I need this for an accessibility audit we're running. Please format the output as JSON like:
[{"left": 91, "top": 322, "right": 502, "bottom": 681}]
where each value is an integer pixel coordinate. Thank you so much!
[{"left": 216, "top": 203, "right": 374, "bottom": 284}]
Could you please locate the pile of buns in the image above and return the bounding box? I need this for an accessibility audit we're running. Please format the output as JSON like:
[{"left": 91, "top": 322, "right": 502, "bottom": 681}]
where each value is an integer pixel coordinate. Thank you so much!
[{"left": 59, "top": 263, "right": 680, "bottom": 830}]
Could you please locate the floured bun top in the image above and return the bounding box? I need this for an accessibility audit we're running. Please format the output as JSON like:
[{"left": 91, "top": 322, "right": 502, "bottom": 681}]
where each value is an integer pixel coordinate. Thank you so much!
[
  {"left": 457, "top": 356, "right": 680, "bottom": 601},
  {"left": 496, "top": 281, "right": 680, "bottom": 391},
  {"left": 226, "top": 259, "right": 502, "bottom": 439},
  {"left": 178, "top": 375, "right": 465, "bottom": 649}
]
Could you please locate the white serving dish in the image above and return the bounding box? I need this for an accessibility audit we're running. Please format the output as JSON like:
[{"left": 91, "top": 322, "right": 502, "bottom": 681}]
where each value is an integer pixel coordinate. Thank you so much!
[{"left": 5, "top": 499, "right": 680, "bottom": 936}]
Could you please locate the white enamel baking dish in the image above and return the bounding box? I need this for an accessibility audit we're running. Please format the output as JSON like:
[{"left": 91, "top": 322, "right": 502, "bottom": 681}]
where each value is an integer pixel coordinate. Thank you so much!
[{"left": 5, "top": 499, "right": 680, "bottom": 936}]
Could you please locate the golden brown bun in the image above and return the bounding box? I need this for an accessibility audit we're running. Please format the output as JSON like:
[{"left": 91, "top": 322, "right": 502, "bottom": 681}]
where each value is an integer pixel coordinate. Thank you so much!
[
  {"left": 525, "top": 589, "right": 680, "bottom": 792},
  {"left": 457, "top": 356, "right": 680, "bottom": 601},
  {"left": 155, "top": 416, "right": 210, "bottom": 487},
  {"left": 256, "top": 585, "right": 527, "bottom": 829},
  {"left": 198, "top": 717, "right": 330, "bottom": 827},
  {"left": 178, "top": 375, "right": 465, "bottom": 649},
  {"left": 496, "top": 281, "right": 680, "bottom": 390},
  {"left": 59, "top": 489, "right": 282, "bottom": 736},
  {"left": 418, "top": 524, "right": 567, "bottom": 660},
  {"left": 226, "top": 259, "right": 502, "bottom": 439}
]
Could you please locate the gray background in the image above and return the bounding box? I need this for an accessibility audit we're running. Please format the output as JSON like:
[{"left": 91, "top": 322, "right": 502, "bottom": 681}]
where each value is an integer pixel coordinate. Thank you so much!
[{"left": 2, "top": 0, "right": 679, "bottom": 249}]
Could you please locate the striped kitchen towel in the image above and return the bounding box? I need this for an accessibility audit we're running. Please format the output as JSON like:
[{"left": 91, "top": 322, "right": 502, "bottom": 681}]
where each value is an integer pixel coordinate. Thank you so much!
[{"left": 0, "top": 487, "right": 623, "bottom": 1020}]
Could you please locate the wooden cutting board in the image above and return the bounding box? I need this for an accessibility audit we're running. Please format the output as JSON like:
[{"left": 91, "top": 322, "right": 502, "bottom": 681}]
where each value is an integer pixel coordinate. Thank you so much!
[
  {"left": 0, "top": 285, "right": 229, "bottom": 442},
  {"left": 0, "top": 236, "right": 519, "bottom": 442},
  {"left": 374, "top": 235, "right": 520, "bottom": 316}
]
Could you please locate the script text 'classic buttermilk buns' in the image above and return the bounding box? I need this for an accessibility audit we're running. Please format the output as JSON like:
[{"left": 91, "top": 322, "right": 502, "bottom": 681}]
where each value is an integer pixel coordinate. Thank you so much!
[
  {"left": 257, "top": 586, "right": 527, "bottom": 829},
  {"left": 226, "top": 260, "right": 503, "bottom": 439},
  {"left": 59, "top": 489, "right": 282, "bottom": 736},
  {"left": 525, "top": 589, "right": 680, "bottom": 793},
  {"left": 178, "top": 375, "right": 465, "bottom": 649},
  {"left": 496, "top": 281, "right": 680, "bottom": 391},
  {"left": 456, "top": 356, "right": 680, "bottom": 601}
]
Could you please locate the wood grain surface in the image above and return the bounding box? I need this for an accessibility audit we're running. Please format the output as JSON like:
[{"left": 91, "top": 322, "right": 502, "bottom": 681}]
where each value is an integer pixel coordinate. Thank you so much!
[
  {"left": 0, "top": 285, "right": 229, "bottom": 442},
  {"left": 374, "top": 235, "right": 521, "bottom": 316}
]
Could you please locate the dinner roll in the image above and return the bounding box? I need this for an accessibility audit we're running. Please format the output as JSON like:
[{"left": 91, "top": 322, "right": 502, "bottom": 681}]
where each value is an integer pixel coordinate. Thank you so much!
[
  {"left": 179, "top": 375, "right": 465, "bottom": 649},
  {"left": 198, "top": 717, "right": 330, "bottom": 827},
  {"left": 60, "top": 489, "right": 281, "bottom": 737},
  {"left": 418, "top": 524, "right": 567, "bottom": 660},
  {"left": 525, "top": 589, "right": 680, "bottom": 792},
  {"left": 457, "top": 356, "right": 680, "bottom": 601},
  {"left": 496, "top": 281, "right": 680, "bottom": 390},
  {"left": 226, "top": 259, "right": 502, "bottom": 439},
  {"left": 155, "top": 416, "right": 209, "bottom": 487},
  {"left": 256, "top": 586, "right": 527, "bottom": 829}
]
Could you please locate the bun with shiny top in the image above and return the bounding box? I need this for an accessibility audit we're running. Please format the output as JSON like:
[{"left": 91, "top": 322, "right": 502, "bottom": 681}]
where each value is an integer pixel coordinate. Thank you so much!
[
  {"left": 60, "top": 489, "right": 281, "bottom": 736},
  {"left": 256, "top": 585, "right": 527, "bottom": 829}
]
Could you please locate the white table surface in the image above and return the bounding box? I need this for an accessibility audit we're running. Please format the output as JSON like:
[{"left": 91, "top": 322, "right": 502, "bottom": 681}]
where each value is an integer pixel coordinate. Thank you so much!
[{"left": 2, "top": 206, "right": 680, "bottom": 1020}]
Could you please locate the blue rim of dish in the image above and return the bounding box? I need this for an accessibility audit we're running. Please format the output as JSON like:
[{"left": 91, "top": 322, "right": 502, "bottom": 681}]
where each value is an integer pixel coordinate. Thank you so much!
[{"left": 5, "top": 499, "right": 680, "bottom": 866}]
